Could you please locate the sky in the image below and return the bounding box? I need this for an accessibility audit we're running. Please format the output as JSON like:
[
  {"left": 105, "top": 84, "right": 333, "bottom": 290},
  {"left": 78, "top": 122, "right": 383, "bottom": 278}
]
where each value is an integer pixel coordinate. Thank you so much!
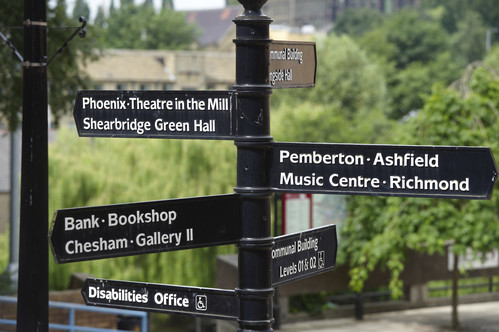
[{"left": 66, "top": 0, "right": 226, "bottom": 20}]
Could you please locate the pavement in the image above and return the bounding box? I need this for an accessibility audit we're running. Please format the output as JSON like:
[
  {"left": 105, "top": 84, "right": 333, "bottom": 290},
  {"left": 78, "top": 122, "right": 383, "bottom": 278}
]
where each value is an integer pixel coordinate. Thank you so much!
[{"left": 278, "top": 301, "right": 499, "bottom": 332}]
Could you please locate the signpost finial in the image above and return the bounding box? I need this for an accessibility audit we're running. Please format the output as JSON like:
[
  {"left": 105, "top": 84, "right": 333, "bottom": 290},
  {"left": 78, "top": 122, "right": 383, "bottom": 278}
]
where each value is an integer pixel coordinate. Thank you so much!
[{"left": 237, "top": 0, "right": 268, "bottom": 15}]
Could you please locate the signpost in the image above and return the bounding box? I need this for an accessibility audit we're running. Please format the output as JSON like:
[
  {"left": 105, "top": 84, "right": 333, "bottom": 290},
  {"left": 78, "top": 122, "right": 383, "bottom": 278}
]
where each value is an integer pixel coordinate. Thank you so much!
[
  {"left": 45, "top": 0, "right": 498, "bottom": 330},
  {"left": 269, "top": 40, "right": 317, "bottom": 88},
  {"left": 82, "top": 278, "right": 238, "bottom": 320},
  {"left": 269, "top": 142, "right": 497, "bottom": 199},
  {"left": 272, "top": 225, "right": 337, "bottom": 286},
  {"left": 49, "top": 194, "right": 241, "bottom": 263},
  {"left": 73, "top": 90, "right": 237, "bottom": 139}
]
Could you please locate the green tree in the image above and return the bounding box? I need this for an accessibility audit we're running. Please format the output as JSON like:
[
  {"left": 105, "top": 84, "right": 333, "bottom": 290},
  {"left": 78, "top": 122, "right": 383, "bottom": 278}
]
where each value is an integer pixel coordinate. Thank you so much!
[
  {"left": 333, "top": 8, "right": 384, "bottom": 37},
  {"left": 422, "top": 0, "right": 499, "bottom": 34},
  {"left": 48, "top": 131, "right": 237, "bottom": 289},
  {"left": 100, "top": 2, "right": 198, "bottom": 50},
  {"left": 449, "top": 11, "right": 487, "bottom": 64},
  {"left": 341, "top": 63, "right": 499, "bottom": 330},
  {"left": 272, "top": 34, "right": 394, "bottom": 144},
  {"left": 357, "top": 9, "right": 459, "bottom": 119},
  {"left": 0, "top": 0, "right": 94, "bottom": 129},
  {"left": 94, "top": 6, "right": 106, "bottom": 29},
  {"left": 162, "top": 0, "right": 173, "bottom": 10},
  {"left": 380, "top": 9, "right": 449, "bottom": 69},
  {"left": 72, "top": 0, "right": 90, "bottom": 21}
]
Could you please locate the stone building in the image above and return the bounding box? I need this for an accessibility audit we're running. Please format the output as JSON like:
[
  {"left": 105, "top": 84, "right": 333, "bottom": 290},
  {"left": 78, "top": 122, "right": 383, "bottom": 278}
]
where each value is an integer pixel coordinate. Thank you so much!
[{"left": 84, "top": 49, "right": 236, "bottom": 92}]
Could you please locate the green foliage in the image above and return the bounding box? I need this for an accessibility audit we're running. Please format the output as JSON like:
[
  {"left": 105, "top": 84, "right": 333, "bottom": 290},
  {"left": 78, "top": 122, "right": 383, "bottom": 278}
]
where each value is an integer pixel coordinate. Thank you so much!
[
  {"left": 289, "top": 292, "right": 329, "bottom": 316},
  {"left": 449, "top": 11, "right": 486, "bottom": 64},
  {"left": 48, "top": 128, "right": 237, "bottom": 290},
  {"left": 72, "top": 0, "right": 90, "bottom": 21},
  {"left": 271, "top": 34, "right": 394, "bottom": 144},
  {"left": 341, "top": 63, "right": 499, "bottom": 298},
  {"left": 333, "top": 8, "right": 384, "bottom": 37},
  {"left": 0, "top": 0, "right": 94, "bottom": 129},
  {"left": 356, "top": 9, "right": 460, "bottom": 119},
  {"left": 97, "top": 2, "right": 199, "bottom": 50},
  {"left": 422, "top": 0, "right": 499, "bottom": 34}
]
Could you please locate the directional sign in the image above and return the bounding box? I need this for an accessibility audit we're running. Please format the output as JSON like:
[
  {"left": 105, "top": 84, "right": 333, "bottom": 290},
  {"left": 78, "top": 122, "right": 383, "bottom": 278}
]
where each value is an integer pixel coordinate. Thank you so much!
[
  {"left": 268, "top": 142, "right": 498, "bottom": 199},
  {"left": 269, "top": 40, "right": 316, "bottom": 88},
  {"left": 272, "top": 225, "right": 337, "bottom": 286},
  {"left": 73, "top": 90, "right": 236, "bottom": 139},
  {"left": 49, "top": 194, "right": 241, "bottom": 263},
  {"left": 82, "top": 278, "right": 238, "bottom": 320}
]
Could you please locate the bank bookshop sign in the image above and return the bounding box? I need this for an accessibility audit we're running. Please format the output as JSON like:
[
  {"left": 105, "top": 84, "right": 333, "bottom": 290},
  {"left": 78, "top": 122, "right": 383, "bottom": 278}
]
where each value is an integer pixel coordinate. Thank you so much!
[{"left": 49, "top": 194, "right": 242, "bottom": 263}]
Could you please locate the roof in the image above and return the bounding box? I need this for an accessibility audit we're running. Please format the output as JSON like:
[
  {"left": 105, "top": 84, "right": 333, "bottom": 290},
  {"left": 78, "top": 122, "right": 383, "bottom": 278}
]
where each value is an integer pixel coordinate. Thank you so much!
[{"left": 186, "top": 6, "right": 241, "bottom": 47}]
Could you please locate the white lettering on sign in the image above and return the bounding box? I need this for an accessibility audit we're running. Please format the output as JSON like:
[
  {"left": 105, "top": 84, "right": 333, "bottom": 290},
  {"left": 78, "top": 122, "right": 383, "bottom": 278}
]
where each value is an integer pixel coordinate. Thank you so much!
[
  {"left": 64, "top": 215, "right": 99, "bottom": 231},
  {"left": 81, "top": 96, "right": 230, "bottom": 112},
  {"left": 390, "top": 176, "right": 470, "bottom": 191},
  {"left": 154, "top": 119, "right": 189, "bottom": 132},
  {"left": 107, "top": 209, "right": 177, "bottom": 227},
  {"left": 154, "top": 292, "right": 190, "bottom": 307},
  {"left": 280, "top": 172, "right": 324, "bottom": 186},
  {"left": 371, "top": 153, "right": 439, "bottom": 167},
  {"left": 208, "top": 97, "right": 230, "bottom": 111},
  {"left": 276, "top": 148, "right": 472, "bottom": 194},
  {"left": 129, "top": 97, "right": 172, "bottom": 110},
  {"left": 270, "top": 48, "right": 304, "bottom": 64},
  {"left": 279, "top": 150, "right": 364, "bottom": 166},
  {"left": 82, "top": 97, "right": 127, "bottom": 110},
  {"left": 83, "top": 117, "right": 151, "bottom": 135},
  {"left": 65, "top": 237, "right": 128, "bottom": 254},
  {"left": 194, "top": 120, "right": 215, "bottom": 132},
  {"left": 329, "top": 174, "right": 380, "bottom": 188},
  {"left": 88, "top": 286, "right": 148, "bottom": 303},
  {"left": 270, "top": 69, "right": 292, "bottom": 86},
  {"left": 135, "top": 231, "right": 182, "bottom": 247}
]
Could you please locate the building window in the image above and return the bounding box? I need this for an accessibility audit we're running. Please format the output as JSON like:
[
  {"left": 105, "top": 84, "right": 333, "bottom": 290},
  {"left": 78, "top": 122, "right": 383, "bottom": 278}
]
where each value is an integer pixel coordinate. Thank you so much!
[
  {"left": 117, "top": 84, "right": 125, "bottom": 90},
  {"left": 140, "top": 84, "right": 149, "bottom": 90}
]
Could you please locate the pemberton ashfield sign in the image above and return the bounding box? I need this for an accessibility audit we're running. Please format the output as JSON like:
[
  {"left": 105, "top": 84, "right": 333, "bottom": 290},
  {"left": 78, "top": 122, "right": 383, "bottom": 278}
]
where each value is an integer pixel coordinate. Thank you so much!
[{"left": 269, "top": 142, "right": 498, "bottom": 199}]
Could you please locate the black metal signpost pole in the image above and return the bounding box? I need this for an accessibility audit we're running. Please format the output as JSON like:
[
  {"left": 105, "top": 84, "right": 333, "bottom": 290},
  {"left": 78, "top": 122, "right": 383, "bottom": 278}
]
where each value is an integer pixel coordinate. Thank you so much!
[
  {"left": 234, "top": 1, "right": 274, "bottom": 331},
  {"left": 17, "top": 0, "right": 49, "bottom": 331}
]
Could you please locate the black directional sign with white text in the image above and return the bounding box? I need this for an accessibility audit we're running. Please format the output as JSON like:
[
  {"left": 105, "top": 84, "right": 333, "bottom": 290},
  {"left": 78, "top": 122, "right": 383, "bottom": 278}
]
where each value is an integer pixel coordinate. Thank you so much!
[
  {"left": 82, "top": 278, "right": 238, "bottom": 320},
  {"left": 73, "top": 90, "right": 236, "bottom": 139},
  {"left": 49, "top": 194, "right": 241, "bottom": 263},
  {"left": 272, "top": 225, "right": 337, "bottom": 286},
  {"left": 269, "top": 142, "right": 497, "bottom": 199},
  {"left": 269, "top": 40, "right": 316, "bottom": 88}
]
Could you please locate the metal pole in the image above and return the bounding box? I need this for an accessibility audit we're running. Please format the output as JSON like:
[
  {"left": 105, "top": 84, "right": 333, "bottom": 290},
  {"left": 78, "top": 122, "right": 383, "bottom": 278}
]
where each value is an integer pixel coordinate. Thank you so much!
[
  {"left": 7, "top": 127, "right": 21, "bottom": 291},
  {"left": 17, "top": 0, "right": 49, "bottom": 330},
  {"left": 233, "top": 1, "right": 274, "bottom": 331}
]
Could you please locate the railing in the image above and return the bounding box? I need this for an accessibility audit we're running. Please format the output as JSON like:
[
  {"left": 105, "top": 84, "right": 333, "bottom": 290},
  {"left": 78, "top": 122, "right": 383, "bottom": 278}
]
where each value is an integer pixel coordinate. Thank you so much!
[{"left": 0, "top": 295, "right": 148, "bottom": 332}]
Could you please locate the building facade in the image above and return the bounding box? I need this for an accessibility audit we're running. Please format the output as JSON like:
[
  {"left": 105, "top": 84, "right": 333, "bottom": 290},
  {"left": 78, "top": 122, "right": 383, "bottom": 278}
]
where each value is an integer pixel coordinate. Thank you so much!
[
  {"left": 84, "top": 49, "right": 235, "bottom": 92},
  {"left": 263, "top": 0, "right": 421, "bottom": 28}
]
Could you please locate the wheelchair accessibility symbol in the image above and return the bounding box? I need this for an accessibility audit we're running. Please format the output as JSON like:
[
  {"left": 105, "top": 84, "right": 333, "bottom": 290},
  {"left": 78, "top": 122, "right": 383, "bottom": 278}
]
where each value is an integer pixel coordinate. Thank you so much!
[
  {"left": 195, "top": 295, "right": 207, "bottom": 311},
  {"left": 318, "top": 251, "right": 325, "bottom": 269}
]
